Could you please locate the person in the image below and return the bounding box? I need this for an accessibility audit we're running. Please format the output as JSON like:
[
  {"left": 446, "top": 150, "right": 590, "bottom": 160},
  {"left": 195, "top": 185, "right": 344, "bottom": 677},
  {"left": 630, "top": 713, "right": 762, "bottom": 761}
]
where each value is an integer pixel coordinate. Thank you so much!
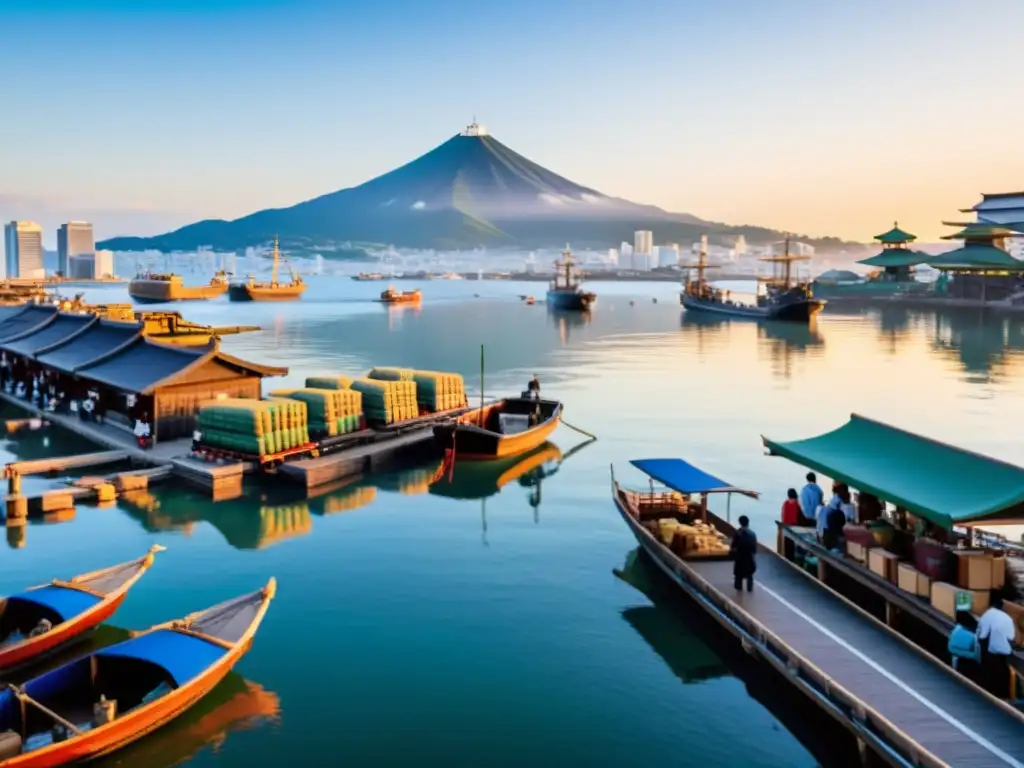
[
  {"left": 730, "top": 515, "right": 757, "bottom": 592},
  {"left": 838, "top": 485, "right": 857, "bottom": 524},
  {"left": 80, "top": 395, "right": 95, "bottom": 421},
  {"left": 800, "top": 472, "right": 823, "bottom": 523},
  {"left": 134, "top": 412, "right": 152, "bottom": 449},
  {"left": 820, "top": 484, "right": 846, "bottom": 550},
  {"left": 976, "top": 594, "right": 1015, "bottom": 698},
  {"left": 527, "top": 374, "right": 540, "bottom": 400},
  {"left": 780, "top": 488, "right": 801, "bottom": 526}
]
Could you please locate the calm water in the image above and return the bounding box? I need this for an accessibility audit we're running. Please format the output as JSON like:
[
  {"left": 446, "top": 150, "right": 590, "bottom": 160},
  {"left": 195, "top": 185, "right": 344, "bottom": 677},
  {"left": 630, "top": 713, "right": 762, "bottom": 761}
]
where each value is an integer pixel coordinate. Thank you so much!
[{"left": 6, "top": 278, "right": 1024, "bottom": 766}]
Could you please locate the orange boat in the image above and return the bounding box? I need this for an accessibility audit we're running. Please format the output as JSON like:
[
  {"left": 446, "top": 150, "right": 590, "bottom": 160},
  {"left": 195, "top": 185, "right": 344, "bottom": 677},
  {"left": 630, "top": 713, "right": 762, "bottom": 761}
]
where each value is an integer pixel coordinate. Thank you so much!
[
  {"left": 433, "top": 397, "right": 562, "bottom": 460},
  {"left": 0, "top": 546, "right": 164, "bottom": 673},
  {"left": 0, "top": 579, "right": 276, "bottom": 765},
  {"left": 378, "top": 286, "right": 421, "bottom": 304}
]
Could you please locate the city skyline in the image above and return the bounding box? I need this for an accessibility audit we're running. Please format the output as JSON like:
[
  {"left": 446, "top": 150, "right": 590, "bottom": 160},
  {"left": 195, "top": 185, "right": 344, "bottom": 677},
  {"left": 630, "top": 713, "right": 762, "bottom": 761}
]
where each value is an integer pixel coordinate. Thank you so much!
[{"left": 3, "top": 0, "right": 1022, "bottom": 243}]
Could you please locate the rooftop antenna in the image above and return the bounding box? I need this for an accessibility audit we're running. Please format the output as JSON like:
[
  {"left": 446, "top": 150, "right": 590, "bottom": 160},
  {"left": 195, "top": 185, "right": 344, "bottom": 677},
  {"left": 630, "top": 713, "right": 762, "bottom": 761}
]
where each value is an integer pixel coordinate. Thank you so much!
[{"left": 462, "top": 117, "right": 487, "bottom": 137}]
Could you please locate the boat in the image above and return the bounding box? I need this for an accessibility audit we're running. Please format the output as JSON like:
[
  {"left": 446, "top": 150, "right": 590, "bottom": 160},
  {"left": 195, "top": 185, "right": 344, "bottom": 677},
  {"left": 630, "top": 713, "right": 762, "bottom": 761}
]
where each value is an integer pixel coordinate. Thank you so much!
[
  {"left": 524, "top": 297, "right": 535, "bottom": 305},
  {"left": 378, "top": 286, "right": 421, "bottom": 304},
  {"left": 546, "top": 246, "right": 596, "bottom": 310},
  {"left": 351, "top": 273, "right": 385, "bottom": 281},
  {"left": 429, "top": 442, "right": 563, "bottom": 500},
  {"left": 433, "top": 397, "right": 562, "bottom": 460},
  {"left": 0, "top": 579, "right": 275, "bottom": 765},
  {"left": 679, "top": 237, "right": 825, "bottom": 323},
  {"left": 0, "top": 546, "right": 164, "bottom": 674},
  {"left": 128, "top": 271, "right": 229, "bottom": 304},
  {"left": 228, "top": 237, "right": 306, "bottom": 302}
]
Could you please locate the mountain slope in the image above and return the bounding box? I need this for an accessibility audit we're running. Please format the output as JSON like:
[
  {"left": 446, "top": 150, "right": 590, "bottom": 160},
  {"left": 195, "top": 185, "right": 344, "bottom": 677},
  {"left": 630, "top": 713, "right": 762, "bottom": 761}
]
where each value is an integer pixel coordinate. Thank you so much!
[{"left": 98, "top": 129, "right": 829, "bottom": 252}]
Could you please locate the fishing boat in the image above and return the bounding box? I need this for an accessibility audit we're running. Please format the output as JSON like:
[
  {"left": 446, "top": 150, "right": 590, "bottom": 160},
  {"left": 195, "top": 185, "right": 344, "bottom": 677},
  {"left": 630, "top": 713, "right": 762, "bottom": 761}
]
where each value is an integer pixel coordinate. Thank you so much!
[
  {"left": 433, "top": 397, "right": 562, "bottom": 460},
  {"left": 546, "top": 246, "right": 596, "bottom": 311},
  {"left": 378, "top": 287, "right": 421, "bottom": 304},
  {"left": 0, "top": 579, "right": 275, "bottom": 765},
  {"left": 679, "top": 237, "right": 824, "bottom": 323},
  {"left": 228, "top": 237, "right": 306, "bottom": 302},
  {"left": 351, "top": 273, "right": 385, "bottom": 281},
  {"left": 0, "top": 546, "right": 164, "bottom": 674},
  {"left": 128, "top": 271, "right": 229, "bottom": 304}
]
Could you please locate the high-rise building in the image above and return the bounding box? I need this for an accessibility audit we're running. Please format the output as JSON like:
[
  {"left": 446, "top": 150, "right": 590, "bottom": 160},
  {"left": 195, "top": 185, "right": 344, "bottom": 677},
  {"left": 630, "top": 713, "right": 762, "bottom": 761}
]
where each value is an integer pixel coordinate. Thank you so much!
[
  {"left": 4, "top": 221, "right": 44, "bottom": 279},
  {"left": 659, "top": 243, "right": 681, "bottom": 267},
  {"left": 94, "top": 249, "right": 114, "bottom": 278},
  {"left": 633, "top": 230, "right": 653, "bottom": 258},
  {"left": 57, "top": 221, "right": 94, "bottom": 277}
]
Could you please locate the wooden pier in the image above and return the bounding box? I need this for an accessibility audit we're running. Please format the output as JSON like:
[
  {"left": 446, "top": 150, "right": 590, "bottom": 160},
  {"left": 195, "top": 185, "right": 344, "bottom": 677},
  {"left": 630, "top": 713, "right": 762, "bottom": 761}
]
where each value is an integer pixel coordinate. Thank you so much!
[{"left": 5, "top": 449, "right": 129, "bottom": 478}]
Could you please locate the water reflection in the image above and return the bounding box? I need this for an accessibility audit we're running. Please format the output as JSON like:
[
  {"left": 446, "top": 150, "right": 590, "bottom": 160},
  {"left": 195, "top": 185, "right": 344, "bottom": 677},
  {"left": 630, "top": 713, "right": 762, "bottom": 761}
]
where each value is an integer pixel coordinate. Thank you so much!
[
  {"left": 548, "top": 308, "right": 592, "bottom": 346},
  {"left": 756, "top": 321, "right": 825, "bottom": 379},
  {"left": 6, "top": 508, "right": 78, "bottom": 549}
]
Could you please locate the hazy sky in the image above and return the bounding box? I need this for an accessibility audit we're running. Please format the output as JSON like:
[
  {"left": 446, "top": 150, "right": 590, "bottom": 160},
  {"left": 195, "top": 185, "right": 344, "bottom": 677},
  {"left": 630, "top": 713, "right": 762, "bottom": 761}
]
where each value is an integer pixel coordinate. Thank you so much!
[{"left": 3, "top": 0, "right": 1022, "bottom": 242}]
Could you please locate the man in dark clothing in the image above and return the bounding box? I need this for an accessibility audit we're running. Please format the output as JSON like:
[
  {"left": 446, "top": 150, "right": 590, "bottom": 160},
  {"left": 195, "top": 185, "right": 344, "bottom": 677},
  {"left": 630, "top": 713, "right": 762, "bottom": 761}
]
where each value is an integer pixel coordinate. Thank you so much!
[
  {"left": 822, "top": 503, "right": 847, "bottom": 551},
  {"left": 731, "top": 515, "right": 757, "bottom": 592}
]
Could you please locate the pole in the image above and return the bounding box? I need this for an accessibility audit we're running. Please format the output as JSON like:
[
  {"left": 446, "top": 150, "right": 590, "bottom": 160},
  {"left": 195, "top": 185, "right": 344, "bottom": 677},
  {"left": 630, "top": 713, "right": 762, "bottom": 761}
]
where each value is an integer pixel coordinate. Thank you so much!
[{"left": 479, "top": 344, "right": 484, "bottom": 427}]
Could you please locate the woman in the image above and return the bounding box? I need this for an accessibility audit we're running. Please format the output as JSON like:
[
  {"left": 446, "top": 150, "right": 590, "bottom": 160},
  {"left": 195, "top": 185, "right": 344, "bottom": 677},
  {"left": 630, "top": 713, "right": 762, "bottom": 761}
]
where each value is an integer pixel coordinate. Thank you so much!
[{"left": 780, "top": 488, "right": 801, "bottom": 526}]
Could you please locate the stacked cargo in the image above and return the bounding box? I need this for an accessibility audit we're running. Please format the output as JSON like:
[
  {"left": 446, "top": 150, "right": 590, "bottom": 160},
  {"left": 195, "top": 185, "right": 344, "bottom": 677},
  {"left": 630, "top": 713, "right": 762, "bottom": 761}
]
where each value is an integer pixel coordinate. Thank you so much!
[
  {"left": 367, "top": 367, "right": 467, "bottom": 413},
  {"left": 282, "top": 387, "right": 364, "bottom": 437},
  {"left": 305, "top": 375, "right": 353, "bottom": 391},
  {"left": 350, "top": 378, "right": 419, "bottom": 425},
  {"left": 197, "top": 398, "right": 310, "bottom": 458}
]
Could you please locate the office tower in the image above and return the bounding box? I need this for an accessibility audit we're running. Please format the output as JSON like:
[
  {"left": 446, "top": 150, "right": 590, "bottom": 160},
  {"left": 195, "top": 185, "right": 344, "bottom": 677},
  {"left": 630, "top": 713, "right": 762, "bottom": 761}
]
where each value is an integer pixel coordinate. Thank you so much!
[
  {"left": 4, "top": 221, "right": 44, "bottom": 279},
  {"left": 57, "top": 221, "right": 95, "bottom": 276}
]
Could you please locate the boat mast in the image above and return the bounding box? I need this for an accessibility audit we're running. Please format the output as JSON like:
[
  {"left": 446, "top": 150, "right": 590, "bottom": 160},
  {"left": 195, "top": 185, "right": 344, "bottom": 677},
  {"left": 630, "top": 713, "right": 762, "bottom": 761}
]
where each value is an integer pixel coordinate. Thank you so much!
[{"left": 271, "top": 236, "right": 280, "bottom": 284}]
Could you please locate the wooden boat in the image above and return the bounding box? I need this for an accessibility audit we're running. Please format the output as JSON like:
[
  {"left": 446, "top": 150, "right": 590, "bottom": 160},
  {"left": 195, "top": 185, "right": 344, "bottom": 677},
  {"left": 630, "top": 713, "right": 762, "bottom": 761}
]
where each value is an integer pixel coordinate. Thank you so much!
[
  {"left": 378, "top": 287, "right": 421, "bottom": 304},
  {"left": 0, "top": 546, "right": 165, "bottom": 674},
  {"left": 433, "top": 397, "right": 562, "bottom": 460},
  {"left": 228, "top": 237, "right": 306, "bottom": 302},
  {"left": 546, "top": 246, "right": 596, "bottom": 310},
  {"left": 128, "top": 272, "right": 229, "bottom": 304},
  {"left": 0, "top": 579, "right": 276, "bottom": 765}
]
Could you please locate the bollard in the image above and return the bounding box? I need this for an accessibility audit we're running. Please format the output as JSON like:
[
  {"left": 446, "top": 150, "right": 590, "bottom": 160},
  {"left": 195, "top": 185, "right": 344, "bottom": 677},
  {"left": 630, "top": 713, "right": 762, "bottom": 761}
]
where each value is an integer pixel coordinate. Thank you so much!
[{"left": 4, "top": 494, "right": 27, "bottom": 520}]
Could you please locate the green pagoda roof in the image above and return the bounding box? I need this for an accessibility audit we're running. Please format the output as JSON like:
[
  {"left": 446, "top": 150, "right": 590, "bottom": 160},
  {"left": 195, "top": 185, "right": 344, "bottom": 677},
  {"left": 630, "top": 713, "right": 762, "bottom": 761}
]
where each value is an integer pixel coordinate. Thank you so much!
[
  {"left": 858, "top": 249, "right": 929, "bottom": 269},
  {"left": 873, "top": 222, "right": 916, "bottom": 245},
  {"left": 940, "top": 223, "right": 1017, "bottom": 241},
  {"left": 762, "top": 414, "right": 1024, "bottom": 529},
  {"left": 927, "top": 244, "right": 1024, "bottom": 271}
]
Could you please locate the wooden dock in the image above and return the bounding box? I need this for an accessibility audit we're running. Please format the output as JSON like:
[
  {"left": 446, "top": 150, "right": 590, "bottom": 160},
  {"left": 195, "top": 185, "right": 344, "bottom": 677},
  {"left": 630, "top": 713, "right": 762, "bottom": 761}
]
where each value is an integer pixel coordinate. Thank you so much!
[
  {"left": 5, "top": 449, "right": 129, "bottom": 477},
  {"left": 618, "top": 505, "right": 1024, "bottom": 767},
  {"left": 171, "top": 456, "right": 251, "bottom": 499},
  {"left": 279, "top": 428, "right": 436, "bottom": 490}
]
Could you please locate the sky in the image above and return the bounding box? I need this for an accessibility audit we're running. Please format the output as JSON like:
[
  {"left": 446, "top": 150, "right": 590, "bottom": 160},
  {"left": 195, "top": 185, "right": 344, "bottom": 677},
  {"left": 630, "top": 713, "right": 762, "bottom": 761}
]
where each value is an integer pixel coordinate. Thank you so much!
[{"left": 2, "top": 0, "right": 1023, "bottom": 244}]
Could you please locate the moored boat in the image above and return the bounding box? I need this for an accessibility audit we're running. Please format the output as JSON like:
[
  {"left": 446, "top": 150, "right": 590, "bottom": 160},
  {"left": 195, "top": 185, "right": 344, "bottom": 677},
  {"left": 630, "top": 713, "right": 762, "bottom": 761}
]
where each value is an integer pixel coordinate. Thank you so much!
[
  {"left": 0, "top": 546, "right": 165, "bottom": 673},
  {"left": 0, "top": 579, "right": 276, "bottom": 765},
  {"left": 351, "top": 273, "right": 385, "bottom": 281},
  {"left": 228, "top": 237, "right": 306, "bottom": 302},
  {"left": 433, "top": 397, "right": 561, "bottom": 460},
  {"left": 378, "top": 287, "right": 421, "bottom": 304},
  {"left": 128, "top": 272, "right": 229, "bottom": 304},
  {"left": 546, "top": 246, "right": 595, "bottom": 310}
]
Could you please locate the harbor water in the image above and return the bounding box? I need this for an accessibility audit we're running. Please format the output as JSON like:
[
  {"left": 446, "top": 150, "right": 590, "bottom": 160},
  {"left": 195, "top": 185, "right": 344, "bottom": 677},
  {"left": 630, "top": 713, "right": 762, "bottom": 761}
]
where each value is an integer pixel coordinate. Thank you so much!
[{"left": 5, "top": 277, "right": 1024, "bottom": 766}]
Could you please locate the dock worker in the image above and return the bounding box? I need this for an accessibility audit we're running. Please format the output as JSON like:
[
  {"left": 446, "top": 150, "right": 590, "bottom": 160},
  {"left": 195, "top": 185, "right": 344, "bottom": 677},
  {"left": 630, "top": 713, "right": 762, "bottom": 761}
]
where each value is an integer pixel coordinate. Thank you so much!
[
  {"left": 976, "top": 594, "right": 1016, "bottom": 699},
  {"left": 730, "top": 515, "right": 757, "bottom": 592},
  {"left": 527, "top": 374, "right": 540, "bottom": 400},
  {"left": 800, "top": 472, "right": 823, "bottom": 523},
  {"left": 134, "top": 412, "right": 152, "bottom": 449}
]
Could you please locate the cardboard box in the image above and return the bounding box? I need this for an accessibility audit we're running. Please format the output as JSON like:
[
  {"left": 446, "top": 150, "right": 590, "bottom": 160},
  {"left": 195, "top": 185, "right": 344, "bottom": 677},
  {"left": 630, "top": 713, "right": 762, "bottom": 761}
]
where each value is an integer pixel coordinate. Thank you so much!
[
  {"left": 968, "top": 589, "right": 990, "bottom": 615},
  {"left": 931, "top": 581, "right": 969, "bottom": 619},
  {"left": 991, "top": 556, "right": 1006, "bottom": 590},
  {"left": 1003, "top": 601, "right": 1024, "bottom": 645},
  {"left": 868, "top": 549, "right": 901, "bottom": 583},
  {"left": 897, "top": 562, "right": 919, "bottom": 594},
  {"left": 846, "top": 540, "right": 866, "bottom": 563},
  {"left": 955, "top": 551, "right": 993, "bottom": 590}
]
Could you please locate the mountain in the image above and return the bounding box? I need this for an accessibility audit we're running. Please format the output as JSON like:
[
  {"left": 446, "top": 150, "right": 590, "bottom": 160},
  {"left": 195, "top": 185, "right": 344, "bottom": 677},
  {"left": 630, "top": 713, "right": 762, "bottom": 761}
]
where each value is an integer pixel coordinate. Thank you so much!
[{"left": 97, "top": 125, "right": 850, "bottom": 253}]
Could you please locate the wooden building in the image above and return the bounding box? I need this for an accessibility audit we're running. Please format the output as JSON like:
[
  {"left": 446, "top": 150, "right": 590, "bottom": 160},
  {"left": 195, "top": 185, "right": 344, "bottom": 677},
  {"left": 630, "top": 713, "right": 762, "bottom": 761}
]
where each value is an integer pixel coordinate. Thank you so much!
[
  {"left": 857, "top": 222, "right": 930, "bottom": 282},
  {"left": 931, "top": 222, "right": 1024, "bottom": 302}
]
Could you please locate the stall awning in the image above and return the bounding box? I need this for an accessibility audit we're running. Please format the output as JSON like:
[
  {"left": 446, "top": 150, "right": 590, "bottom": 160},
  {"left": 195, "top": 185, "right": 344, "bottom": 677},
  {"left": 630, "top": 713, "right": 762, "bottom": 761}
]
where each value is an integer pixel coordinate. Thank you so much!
[
  {"left": 762, "top": 414, "right": 1024, "bottom": 528},
  {"left": 630, "top": 458, "right": 759, "bottom": 498}
]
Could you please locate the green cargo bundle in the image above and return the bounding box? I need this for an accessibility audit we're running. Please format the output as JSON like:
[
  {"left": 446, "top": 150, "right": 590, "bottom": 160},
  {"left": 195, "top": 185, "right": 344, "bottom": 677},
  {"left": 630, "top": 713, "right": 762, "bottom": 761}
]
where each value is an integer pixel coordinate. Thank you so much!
[
  {"left": 197, "top": 398, "right": 310, "bottom": 457},
  {"left": 283, "top": 387, "right": 363, "bottom": 437},
  {"left": 350, "top": 378, "right": 419, "bottom": 425},
  {"left": 304, "top": 375, "right": 353, "bottom": 390},
  {"left": 268, "top": 388, "right": 298, "bottom": 398},
  {"left": 366, "top": 367, "right": 416, "bottom": 382},
  {"left": 411, "top": 370, "right": 466, "bottom": 412}
]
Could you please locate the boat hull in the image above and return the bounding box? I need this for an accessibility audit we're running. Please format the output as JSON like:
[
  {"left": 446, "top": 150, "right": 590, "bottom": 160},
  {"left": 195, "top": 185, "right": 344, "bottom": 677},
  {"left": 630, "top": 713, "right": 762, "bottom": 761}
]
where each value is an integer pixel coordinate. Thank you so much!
[
  {"left": 128, "top": 281, "right": 227, "bottom": 304},
  {"left": 227, "top": 284, "right": 306, "bottom": 302},
  {"left": 680, "top": 293, "right": 824, "bottom": 323},
  {"left": 434, "top": 398, "right": 561, "bottom": 460},
  {"left": 546, "top": 289, "right": 595, "bottom": 311}
]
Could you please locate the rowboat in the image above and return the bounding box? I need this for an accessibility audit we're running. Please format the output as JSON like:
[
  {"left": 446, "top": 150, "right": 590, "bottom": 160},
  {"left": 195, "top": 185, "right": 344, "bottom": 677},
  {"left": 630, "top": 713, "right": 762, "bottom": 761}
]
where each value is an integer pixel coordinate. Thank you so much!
[
  {"left": 0, "top": 546, "right": 165, "bottom": 674},
  {"left": 0, "top": 579, "right": 276, "bottom": 765},
  {"left": 433, "top": 397, "right": 562, "bottom": 460}
]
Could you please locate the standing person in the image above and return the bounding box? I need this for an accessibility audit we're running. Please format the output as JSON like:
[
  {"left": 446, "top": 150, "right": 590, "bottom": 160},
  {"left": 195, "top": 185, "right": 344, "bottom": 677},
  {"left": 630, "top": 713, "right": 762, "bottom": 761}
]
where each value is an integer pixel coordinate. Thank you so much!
[
  {"left": 527, "top": 374, "right": 540, "bottom": 400},
  {"left": 976, "top": 594, "right": 1016, "bottom": 699},
  {"left": 780, "top": 488, "right": 801, "bottom": 526},
  {"left": 838, "top": 486, "right": 857, "bottom": 524},
  {"left": 730, "top": 515, "right": 757, "bottom": 592},
  {"left": 800, "top": 472, "right": 823, "bottom": 524}
]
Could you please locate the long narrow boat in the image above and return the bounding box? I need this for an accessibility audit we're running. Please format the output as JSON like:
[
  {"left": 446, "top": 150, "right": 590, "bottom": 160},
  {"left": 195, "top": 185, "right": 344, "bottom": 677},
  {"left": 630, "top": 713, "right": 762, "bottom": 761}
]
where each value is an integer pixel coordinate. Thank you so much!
[
  {"left": 0, "top": 579, "right": 276, "bottom": 765},
  {"left": 433, "top": 397, "right": 562, "bottom": 460},
  {"left": 0, "top": 546, "right": 165, "bottom": 674}
]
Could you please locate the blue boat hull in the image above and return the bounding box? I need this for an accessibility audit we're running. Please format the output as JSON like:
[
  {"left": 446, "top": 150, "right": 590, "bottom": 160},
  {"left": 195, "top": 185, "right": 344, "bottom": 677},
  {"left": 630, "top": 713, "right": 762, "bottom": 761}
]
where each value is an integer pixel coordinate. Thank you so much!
[
  {"left": 546, "top": 289, "right": 595, "bottom": 310},
  {"left": 680, "top": 292, "right": 824, "bottom": 323}
]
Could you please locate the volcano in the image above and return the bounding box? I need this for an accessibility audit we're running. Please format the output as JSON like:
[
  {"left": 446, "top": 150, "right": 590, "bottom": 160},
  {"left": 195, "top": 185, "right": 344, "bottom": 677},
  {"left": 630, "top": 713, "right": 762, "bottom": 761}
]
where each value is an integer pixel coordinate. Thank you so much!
[{"left": 98, "top": 123, "right": 808, "bottom": 252}]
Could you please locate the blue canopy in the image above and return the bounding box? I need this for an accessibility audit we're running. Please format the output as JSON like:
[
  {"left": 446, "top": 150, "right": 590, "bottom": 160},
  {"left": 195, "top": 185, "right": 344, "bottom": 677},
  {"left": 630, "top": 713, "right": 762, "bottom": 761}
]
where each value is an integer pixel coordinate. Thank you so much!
[
  {"left": 10, "top": 585, "right": 102, "bottom": 622},
  {"left": 630, "top": 458, "right": 759, "bottom": 498},
  {"left": 97, "top": 629, "right": 228, "bottom": 686}
]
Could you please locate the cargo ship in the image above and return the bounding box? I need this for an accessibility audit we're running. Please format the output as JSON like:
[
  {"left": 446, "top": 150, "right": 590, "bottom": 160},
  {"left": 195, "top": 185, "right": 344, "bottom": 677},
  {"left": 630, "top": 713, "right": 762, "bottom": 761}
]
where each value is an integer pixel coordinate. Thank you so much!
[
  {"left": 128, "top": 270, "right": 229, "bottom": 304},
  {"left": 546, "top": 247, "right": 596, "bottom": 311},
  {"left": 228, "top": 237, "right": 306, "bottom": 302},
  {"left": 351, "top": 272, "right": 385, "bottom": 281},
  {"left": 378, "top": 286, "right": 421, "bottom": 304}
]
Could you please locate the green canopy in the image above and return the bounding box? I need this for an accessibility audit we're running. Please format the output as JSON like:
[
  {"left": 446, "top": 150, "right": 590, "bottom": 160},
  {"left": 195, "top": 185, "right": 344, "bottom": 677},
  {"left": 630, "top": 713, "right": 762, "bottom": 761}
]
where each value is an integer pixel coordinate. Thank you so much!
[
  {"left": 762, "top": 414, "right": 1024, "bottom": 529},
  {"left": 858, "top": 249, "right": 930, "bottom": 269},
  {"left": 940, "top": 223, "right": 1017, "bottom": 241},
  {"left": 874, "top": 223, "right": 916, "bottom": 245},
  {"left": 927, "top": 244, "right": 1024, "bottom": 271}
]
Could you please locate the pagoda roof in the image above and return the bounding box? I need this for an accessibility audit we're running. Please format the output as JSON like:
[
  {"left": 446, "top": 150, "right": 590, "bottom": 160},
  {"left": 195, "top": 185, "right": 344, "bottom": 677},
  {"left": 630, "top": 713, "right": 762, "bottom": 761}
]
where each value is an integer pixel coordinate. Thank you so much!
[
  {"left": 927, "top": 245, "right": 1024, "bottom": 271},
  {"left": 873, "top": 222, "right": 916, "bottom": 245},
  {"left": 858, "top": 249, "right": 929, "bottom": 269},
  {"left": 940, "top": 223, "right": 1018, "bottom": 241}
]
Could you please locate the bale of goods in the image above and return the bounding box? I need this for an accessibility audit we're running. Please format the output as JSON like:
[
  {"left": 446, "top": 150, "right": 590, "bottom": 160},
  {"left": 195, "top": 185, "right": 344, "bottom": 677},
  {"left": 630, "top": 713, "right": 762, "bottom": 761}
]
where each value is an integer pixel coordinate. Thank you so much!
[
  {"left": 367, "top": 367, "right": 416, "bottom": 382},
  {"left": 350, "top": 378, "right": 419, "bottom": 425},
  {"left": 411, "top": 370, "right": 466, "bottom": 412},
  {"left": 305, "top": 375, "right": 353, "bottom": 391},
  {"left": 268, "top": 388, "right": 298, "bottom": 398},
  {"left": 197, "top": 398, "right": 310, "bottom": 457},
  {"left": 284, "top": 387, "right": 363, "bottom": 437}
]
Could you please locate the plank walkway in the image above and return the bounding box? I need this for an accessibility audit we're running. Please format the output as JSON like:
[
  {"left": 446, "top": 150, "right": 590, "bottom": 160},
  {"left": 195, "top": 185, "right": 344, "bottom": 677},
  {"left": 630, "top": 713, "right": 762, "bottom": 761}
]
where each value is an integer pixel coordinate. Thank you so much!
[
  {"left": 279, "top": 428, "right": 434, "bottom": 489},
  {"left": 690, "top": 554, "right": 1024, "bottom": 767}
]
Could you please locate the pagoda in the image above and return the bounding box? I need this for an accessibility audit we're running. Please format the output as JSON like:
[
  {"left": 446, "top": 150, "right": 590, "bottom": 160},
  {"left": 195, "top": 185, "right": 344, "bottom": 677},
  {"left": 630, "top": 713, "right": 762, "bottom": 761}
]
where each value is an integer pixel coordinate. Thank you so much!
[
  {"left": 929, "top": 222, "right": 1024, "bottom": 302},
  {"left": 857, "top": 222, "right": 929, "bottom": 282}
]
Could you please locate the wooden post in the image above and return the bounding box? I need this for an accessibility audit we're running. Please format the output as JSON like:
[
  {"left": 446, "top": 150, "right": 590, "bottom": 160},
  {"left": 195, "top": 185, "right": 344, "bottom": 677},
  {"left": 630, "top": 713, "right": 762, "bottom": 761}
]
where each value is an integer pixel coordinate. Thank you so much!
[
  {"left": 8, "top": 471, "right": 20, "bottom": 496},
  {"left": 817, "top": 557, "right": 827, "bottom": 583},
  {"left": 885, "top": 602, "right": 895, "bottom": 628},
  {"left": 152, "top": 393, "right": 159, "bottom": 447},
  {"left": 700, "top": 493, "right": 708, "bottom": 524}
]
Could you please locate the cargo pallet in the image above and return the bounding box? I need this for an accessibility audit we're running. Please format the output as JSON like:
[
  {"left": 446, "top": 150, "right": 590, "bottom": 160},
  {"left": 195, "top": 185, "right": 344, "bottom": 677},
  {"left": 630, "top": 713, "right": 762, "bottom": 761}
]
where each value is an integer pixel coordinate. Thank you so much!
[{"left": 190, "top": 441, "right": 320, "bottom": 468}]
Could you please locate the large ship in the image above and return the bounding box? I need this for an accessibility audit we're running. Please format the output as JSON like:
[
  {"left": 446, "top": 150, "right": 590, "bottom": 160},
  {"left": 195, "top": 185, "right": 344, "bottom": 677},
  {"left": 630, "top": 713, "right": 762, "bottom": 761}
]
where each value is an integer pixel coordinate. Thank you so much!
[
  {"left": 127, "top": 270, "right": 229, "bottom": 304},
  {"left": 546, "top": 246, "right": 596, "bottom": 311},
  {"left": 228, "top": 236, "right": 306, "bottom": 302},
  {"left": 680, "top": 237, "right": 824, "bottom": 323}
]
